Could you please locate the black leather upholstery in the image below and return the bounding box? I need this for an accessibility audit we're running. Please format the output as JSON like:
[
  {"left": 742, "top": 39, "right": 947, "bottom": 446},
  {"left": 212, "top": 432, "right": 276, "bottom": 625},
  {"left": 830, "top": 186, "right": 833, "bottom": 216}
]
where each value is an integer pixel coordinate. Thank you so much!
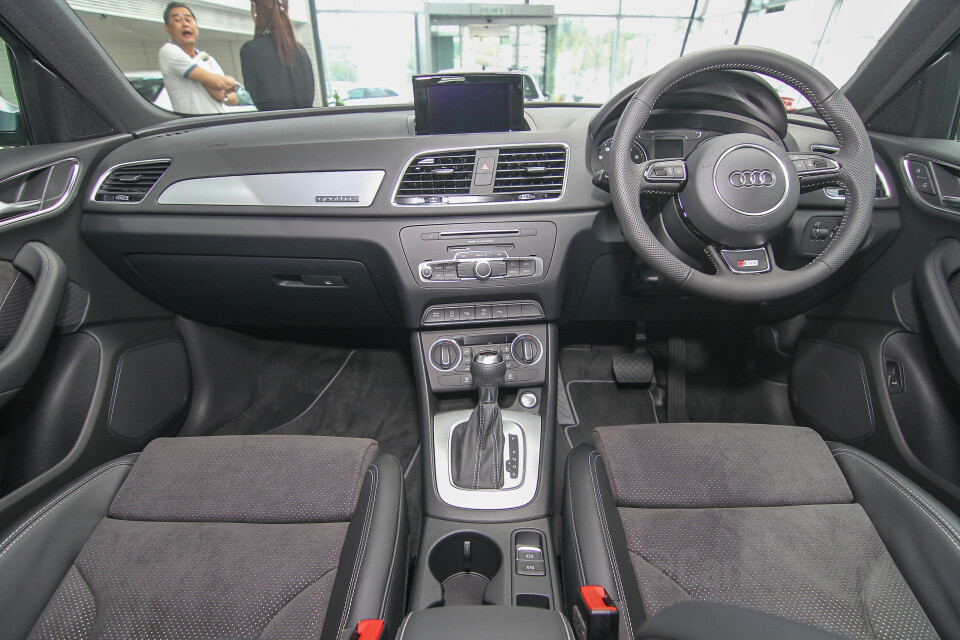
[
  {"left": 322, "top": 453, "right": 410, "bottom": 640},
  {"left": 564, "top": 424, "right": 954, "bottom": 640},
  {"left": 830, "top": 443, "right": 960, "bottom": 639},
  {"left": 0, "top": 436, "right": 408, "bottom": 640},
  {"left": 0, "top": 456, "right": 136, "bottom": 640},
  {"left": 562, "top": 445, "right": 645, "bottom": 640}
]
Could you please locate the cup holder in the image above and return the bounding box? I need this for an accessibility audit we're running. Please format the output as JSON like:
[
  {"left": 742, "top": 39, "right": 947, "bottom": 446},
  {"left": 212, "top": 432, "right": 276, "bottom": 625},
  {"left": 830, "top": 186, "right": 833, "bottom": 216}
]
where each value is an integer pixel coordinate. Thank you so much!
[{"left": 428, "top": 532, "right": 502, "bottom": 607}]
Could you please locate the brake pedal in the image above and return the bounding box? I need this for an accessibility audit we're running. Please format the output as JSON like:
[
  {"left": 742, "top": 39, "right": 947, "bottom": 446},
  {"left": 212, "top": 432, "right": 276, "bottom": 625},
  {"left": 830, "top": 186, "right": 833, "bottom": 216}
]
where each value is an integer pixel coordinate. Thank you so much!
[{"left": 612, "top": 353, "right": 654, "bottom": 386}]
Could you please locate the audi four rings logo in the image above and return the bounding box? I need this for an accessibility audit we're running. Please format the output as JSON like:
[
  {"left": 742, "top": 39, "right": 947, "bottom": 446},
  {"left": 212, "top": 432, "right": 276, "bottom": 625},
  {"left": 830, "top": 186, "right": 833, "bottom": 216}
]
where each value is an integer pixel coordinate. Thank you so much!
[{"left": 729, "top": 170, "right": 777, "bottom": 187}]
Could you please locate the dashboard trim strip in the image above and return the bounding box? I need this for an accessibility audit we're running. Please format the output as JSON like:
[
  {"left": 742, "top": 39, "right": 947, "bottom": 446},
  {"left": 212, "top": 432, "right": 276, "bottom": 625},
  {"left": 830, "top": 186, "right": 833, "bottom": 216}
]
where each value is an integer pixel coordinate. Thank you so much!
[{"left": 155, "top": 170, "right": 386, "bottom": 207}]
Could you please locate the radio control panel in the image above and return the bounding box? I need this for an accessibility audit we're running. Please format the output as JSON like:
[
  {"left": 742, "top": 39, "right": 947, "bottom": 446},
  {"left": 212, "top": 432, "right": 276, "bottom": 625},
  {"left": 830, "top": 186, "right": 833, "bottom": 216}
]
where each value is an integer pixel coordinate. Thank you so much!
[
  {"left": 400, "top": 222, "right": 556, "bottom": 289},
  {"left": 418, "top": 252, "right": 543, "bottom": 283}
]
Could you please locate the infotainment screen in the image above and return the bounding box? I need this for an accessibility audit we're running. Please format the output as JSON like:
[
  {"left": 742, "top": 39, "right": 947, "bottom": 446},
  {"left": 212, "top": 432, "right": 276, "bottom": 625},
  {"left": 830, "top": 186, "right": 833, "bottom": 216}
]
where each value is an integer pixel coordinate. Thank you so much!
[{"left": 413, "top": 73, "right": 525, "bottom": 135}]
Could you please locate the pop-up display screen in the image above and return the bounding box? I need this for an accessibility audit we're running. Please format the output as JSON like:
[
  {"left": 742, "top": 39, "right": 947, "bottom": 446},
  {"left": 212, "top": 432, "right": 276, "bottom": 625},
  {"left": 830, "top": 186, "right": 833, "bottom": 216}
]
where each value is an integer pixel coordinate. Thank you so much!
[{"left": 413, "top": 73, "right": 525, "bottom": 135}]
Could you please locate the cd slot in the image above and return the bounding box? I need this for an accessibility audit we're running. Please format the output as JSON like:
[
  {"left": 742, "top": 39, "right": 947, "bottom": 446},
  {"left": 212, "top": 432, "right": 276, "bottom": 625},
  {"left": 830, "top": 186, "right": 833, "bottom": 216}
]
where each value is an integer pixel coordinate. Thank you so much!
[
  {"left": 447, "top": 244, "right": 515, "bottom": 253},
  {"left": 439, "top": 229, "right": 520, "bottom": 238}
]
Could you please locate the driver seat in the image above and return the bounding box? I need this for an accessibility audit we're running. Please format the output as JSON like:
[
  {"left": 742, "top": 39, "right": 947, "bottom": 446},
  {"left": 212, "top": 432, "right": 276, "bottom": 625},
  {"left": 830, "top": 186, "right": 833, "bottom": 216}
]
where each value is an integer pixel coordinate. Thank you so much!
[{"left": 562, "top": 423, "right": 960, "bottom": 639}]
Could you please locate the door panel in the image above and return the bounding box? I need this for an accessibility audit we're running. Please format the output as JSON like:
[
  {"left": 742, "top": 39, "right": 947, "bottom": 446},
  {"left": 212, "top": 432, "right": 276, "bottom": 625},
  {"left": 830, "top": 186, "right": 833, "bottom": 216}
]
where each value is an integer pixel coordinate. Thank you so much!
[
  {"left": 793, "top": 131, "right": 960, "bottom": 513},
  {"left": 0, "top": 138, "right": 191, "bottom": 530}
]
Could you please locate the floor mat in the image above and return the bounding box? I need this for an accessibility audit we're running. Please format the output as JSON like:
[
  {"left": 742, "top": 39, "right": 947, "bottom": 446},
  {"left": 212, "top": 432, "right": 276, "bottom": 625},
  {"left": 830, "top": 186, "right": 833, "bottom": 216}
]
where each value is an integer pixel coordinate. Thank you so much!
[
  {"left": 214, "top": 346, "right": 421, "bottom": 469},
  {"left": 565, "top": 381, "right": 659, "bottom": 447}
]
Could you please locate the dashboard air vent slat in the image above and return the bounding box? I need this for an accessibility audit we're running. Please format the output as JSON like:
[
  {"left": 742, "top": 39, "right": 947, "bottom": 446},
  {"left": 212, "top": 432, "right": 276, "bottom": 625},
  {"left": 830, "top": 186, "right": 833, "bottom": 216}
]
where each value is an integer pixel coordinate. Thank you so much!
[
  {"left": 397, "top": 151, "right": 476, "bottom": 197},
  {"left": 493, "top": 148, "right": 566, "bottom": 196},
  {"left": 95, "top": 160, "right": 171, "bottom": 203}
]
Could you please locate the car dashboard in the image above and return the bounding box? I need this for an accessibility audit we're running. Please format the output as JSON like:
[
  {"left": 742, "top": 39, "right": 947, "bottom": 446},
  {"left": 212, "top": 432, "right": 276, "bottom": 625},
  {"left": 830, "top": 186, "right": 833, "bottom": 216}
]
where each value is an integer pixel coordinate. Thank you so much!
[{"left": 79, "top": 70, "right": 900, "bottom": 332}]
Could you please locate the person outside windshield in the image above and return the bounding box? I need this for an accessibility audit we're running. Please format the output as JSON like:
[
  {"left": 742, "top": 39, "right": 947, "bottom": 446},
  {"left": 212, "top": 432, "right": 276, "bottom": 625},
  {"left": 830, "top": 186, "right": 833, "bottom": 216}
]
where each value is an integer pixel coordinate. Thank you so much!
[
  {"left": 158, "top": 2, "right": 238, "bottom": 114},
  {"left": 240, "top": 0, "right": 314, "bottom": 110}
]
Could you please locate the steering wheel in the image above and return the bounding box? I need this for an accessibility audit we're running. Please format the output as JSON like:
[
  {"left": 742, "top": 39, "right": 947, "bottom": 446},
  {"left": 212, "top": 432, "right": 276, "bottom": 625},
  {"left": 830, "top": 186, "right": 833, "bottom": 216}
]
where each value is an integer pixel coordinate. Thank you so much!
[{"left": 610, "top": 46, "right": 875, "bottom": 302}]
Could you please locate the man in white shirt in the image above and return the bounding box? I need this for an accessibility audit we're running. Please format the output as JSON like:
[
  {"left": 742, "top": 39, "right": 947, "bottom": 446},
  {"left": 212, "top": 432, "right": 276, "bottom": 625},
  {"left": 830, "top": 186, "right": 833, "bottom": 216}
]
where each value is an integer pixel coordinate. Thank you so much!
[{"left": 158, "top": 3, "right": 238, "bottom": 114}]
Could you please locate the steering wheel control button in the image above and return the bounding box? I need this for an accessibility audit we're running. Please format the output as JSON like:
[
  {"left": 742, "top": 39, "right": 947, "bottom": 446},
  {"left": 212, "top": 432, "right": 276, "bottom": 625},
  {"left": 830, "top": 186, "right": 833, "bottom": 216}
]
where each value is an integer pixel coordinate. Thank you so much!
[
  {"left": 789, "top": 153, "right": 841, "bottom": 177},
  {"left": 519, "top": 392, "right": 538, "bottom": 409},
  {"left": 644, "top": 160, "right": 686, "bottom": 182},
  {"left": 720, "top": 248, "right": 771, "bottom": 274}
]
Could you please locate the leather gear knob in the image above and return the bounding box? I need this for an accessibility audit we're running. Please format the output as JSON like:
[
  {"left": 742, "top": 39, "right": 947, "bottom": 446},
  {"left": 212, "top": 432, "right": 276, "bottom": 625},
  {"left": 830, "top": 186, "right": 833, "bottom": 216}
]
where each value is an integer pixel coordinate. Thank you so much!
[{"left": 471, "top": 351, "right": 506, "bottom": 387}]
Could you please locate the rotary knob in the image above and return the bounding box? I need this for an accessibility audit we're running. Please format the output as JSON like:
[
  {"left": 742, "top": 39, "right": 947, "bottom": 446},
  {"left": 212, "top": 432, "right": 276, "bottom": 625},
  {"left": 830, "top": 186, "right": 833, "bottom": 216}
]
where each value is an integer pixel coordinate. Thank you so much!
[
  {"left": 420, "top": 264, "right": 434, "bottom": 279},
  {"left": 511, "top": 334, "right": 542, "bottom": 365},
  {"left": 474, "top": 260, "right": 492, "bottom": 279},
  {"left": 430, "top": 339, "right": 461, "bottom": 371}
]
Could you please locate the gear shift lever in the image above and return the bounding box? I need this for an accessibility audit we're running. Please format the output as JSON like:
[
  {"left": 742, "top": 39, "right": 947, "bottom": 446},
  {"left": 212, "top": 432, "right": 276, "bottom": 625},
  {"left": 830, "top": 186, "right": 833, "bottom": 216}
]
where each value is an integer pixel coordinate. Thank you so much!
[{"left": 451, "top": 350, "right": 506, "bottom": 489}]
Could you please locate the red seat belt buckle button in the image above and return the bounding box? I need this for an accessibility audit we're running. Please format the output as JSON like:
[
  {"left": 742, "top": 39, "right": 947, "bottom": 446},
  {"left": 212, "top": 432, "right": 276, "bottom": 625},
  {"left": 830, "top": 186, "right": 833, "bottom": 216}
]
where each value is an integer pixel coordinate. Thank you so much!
[
  {"left": 577, "top": 585, "right": 619, "bottom": 640},
  {"left": 352, "top": 619, "right": 385, "bottom": 640}
]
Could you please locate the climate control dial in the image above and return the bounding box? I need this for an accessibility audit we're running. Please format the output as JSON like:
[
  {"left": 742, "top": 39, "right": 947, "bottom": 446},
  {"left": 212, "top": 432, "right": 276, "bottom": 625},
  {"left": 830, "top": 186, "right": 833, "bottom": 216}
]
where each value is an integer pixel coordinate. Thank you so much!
[
  {"left": 429, "top": 338, "right": 462, "bottom": 372},
  {"left": 511, "top": 334, "right": 543, "bottom": 366}
]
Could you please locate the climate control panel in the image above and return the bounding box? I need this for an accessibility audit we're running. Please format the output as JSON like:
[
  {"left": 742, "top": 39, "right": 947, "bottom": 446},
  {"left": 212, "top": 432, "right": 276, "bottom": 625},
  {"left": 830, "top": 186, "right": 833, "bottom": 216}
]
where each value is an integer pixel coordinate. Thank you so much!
[{"left": 421, "top": 324, "right": 547, "bottom": 393}]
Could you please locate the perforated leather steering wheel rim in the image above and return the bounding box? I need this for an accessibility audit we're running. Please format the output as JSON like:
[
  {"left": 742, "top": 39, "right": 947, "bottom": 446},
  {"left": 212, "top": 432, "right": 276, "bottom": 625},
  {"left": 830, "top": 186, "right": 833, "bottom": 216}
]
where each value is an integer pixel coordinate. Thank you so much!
[{"left": 609, "top": 46, "right": 875, "bottom": 302}]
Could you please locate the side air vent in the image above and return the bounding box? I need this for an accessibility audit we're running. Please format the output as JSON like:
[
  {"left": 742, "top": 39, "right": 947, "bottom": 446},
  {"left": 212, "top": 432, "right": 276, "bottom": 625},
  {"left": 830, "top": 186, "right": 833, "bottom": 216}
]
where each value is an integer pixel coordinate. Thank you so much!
[
  {"left": 94, "top": 160, "right": 171, "bottom": 203},
  {"left": 811, "top": 145, "right": 889, "bottom": 200},
  {"left": 396, "top": 151, "right": 476, "bottom": 202},
  {"left": 493, "top": 147, "right": 566, "bottom": 198}
]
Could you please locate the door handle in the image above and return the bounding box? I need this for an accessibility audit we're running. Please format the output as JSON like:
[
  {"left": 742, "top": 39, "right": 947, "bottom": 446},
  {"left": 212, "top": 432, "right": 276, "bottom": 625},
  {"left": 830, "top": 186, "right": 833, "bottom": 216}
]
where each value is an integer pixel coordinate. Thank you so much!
[{"left": 0, "top": 199, "right": 41, "bottom": 217}]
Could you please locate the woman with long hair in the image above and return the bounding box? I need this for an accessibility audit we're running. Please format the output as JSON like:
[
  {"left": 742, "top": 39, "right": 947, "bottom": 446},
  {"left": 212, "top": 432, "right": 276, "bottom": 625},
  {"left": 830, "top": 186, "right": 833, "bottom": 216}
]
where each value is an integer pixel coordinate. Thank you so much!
[{"left": 240, "top": 0, "right": 315, "bottom": 110}]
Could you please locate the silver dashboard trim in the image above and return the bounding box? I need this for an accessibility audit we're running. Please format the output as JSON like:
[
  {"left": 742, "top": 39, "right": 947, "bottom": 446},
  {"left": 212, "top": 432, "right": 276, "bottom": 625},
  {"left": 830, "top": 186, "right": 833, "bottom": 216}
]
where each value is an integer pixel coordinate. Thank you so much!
[
  {"left": 156, "top": 170, "right": 385, "bottom": 207},
  {"left": 89, "top": 158, "right": 171, "bottom": 204},
  {"left": 0, "top": 158, "right": 80, "bottom": 230},
  {"left": 391, "top": 142, "right": 570, "bottom": 207},
  {"left": 433, "top": 408, "right": 541, "bottom": 510}
]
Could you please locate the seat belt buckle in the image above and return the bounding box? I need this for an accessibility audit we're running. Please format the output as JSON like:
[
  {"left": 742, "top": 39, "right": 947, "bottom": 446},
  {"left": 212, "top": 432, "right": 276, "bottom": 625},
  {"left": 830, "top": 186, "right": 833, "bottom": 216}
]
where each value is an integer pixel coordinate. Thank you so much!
[
  {"left": 350, "top": 619, "right": 385, "bottom": 640},
  {"left": 576, "top": 585, "right": 619, "bottom": 640}
]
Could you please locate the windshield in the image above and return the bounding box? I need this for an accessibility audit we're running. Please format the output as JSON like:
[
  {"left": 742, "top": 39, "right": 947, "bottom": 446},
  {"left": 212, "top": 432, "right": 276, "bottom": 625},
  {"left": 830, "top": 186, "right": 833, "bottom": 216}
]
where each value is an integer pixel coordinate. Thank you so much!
[{"left": 70, "top": 0, "right": 911, "bottom": 115}]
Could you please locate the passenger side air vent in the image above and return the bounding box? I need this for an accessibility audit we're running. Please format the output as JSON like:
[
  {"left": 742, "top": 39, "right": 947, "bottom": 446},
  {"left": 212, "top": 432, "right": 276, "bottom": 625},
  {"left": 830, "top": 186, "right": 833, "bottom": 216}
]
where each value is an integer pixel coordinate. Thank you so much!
[
  {"left": 94, "top": 160, "right": 171, "bottom": 203},
  {"left": 396, "top": 151, "right": 476, "bottom": 203},
  {"left": 493, "top": 147, "right": 567, "bottom": 199}
]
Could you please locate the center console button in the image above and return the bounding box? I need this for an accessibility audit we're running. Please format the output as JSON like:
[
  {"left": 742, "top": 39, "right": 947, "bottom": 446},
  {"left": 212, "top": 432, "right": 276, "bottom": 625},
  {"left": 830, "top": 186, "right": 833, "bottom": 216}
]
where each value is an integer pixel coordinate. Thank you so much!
[
  {"left": 507, "top": 304, "right": 523, "bottom": 318},
  {"left": 519, "top": 392, "right": 538, "bottom": 408},
  {"left": 457, "top": 262, "right": 474, "bottom": 278},
  {"left": 516, "top": 560, "right": 545, "bottom": 576},
  {"left": 444, "top": 307, "right": 460, "bottom": 322},
  {"left": 460, "top": 306, "right": 475, "bottom": 320},
  {"left": 491, "top": 261, "right": 507, "bottom": 277},
  {"left": 476, "top": 305, "right": 492, "bottom": 320},
  {"left": 425, "top": 308, "right": 443, "bottom": 323},
  {"left": 517, "top": 547, "right": 543, "bottom": 562},
  {"left": 492, "top": 304, "right": 507, "bottom": 319}
]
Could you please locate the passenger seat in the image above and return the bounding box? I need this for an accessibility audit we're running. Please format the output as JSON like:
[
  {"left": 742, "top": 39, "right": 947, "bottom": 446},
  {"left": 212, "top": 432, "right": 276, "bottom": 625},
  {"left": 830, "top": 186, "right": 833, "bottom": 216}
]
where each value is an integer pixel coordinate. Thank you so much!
[{"left": 0, "top": 435, "right": 408, "bottom": 640}]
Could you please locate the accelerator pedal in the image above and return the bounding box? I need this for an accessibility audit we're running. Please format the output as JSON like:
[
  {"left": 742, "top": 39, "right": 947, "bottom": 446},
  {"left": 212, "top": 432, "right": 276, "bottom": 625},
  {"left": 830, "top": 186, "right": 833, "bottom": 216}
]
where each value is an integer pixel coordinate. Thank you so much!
[{"left": 667, "top": 337, "right": 688, "bottom": 422}]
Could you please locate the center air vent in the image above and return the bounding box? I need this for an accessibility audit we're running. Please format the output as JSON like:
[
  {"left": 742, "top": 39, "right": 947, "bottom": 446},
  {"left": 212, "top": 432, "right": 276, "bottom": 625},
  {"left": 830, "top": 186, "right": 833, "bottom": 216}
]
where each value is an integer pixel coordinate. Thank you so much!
[
  {"left": 493, "top": 147, "right": 566, "bottom": 198},
  {"left": 94, "top": 160, "right": 171, "bottom": 203},
  {"left": 396, "top": 151, "right": 476, "bottom": 203},
  {"left": 395, "top": 145, "right": 567, "bottom": 205}
]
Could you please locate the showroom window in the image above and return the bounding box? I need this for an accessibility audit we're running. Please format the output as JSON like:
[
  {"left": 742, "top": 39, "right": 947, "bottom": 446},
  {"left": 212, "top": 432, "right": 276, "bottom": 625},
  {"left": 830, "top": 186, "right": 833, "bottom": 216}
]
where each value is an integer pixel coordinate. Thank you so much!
[{"left": 70, "top": 0, "right": 911, "bottom": 114}]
